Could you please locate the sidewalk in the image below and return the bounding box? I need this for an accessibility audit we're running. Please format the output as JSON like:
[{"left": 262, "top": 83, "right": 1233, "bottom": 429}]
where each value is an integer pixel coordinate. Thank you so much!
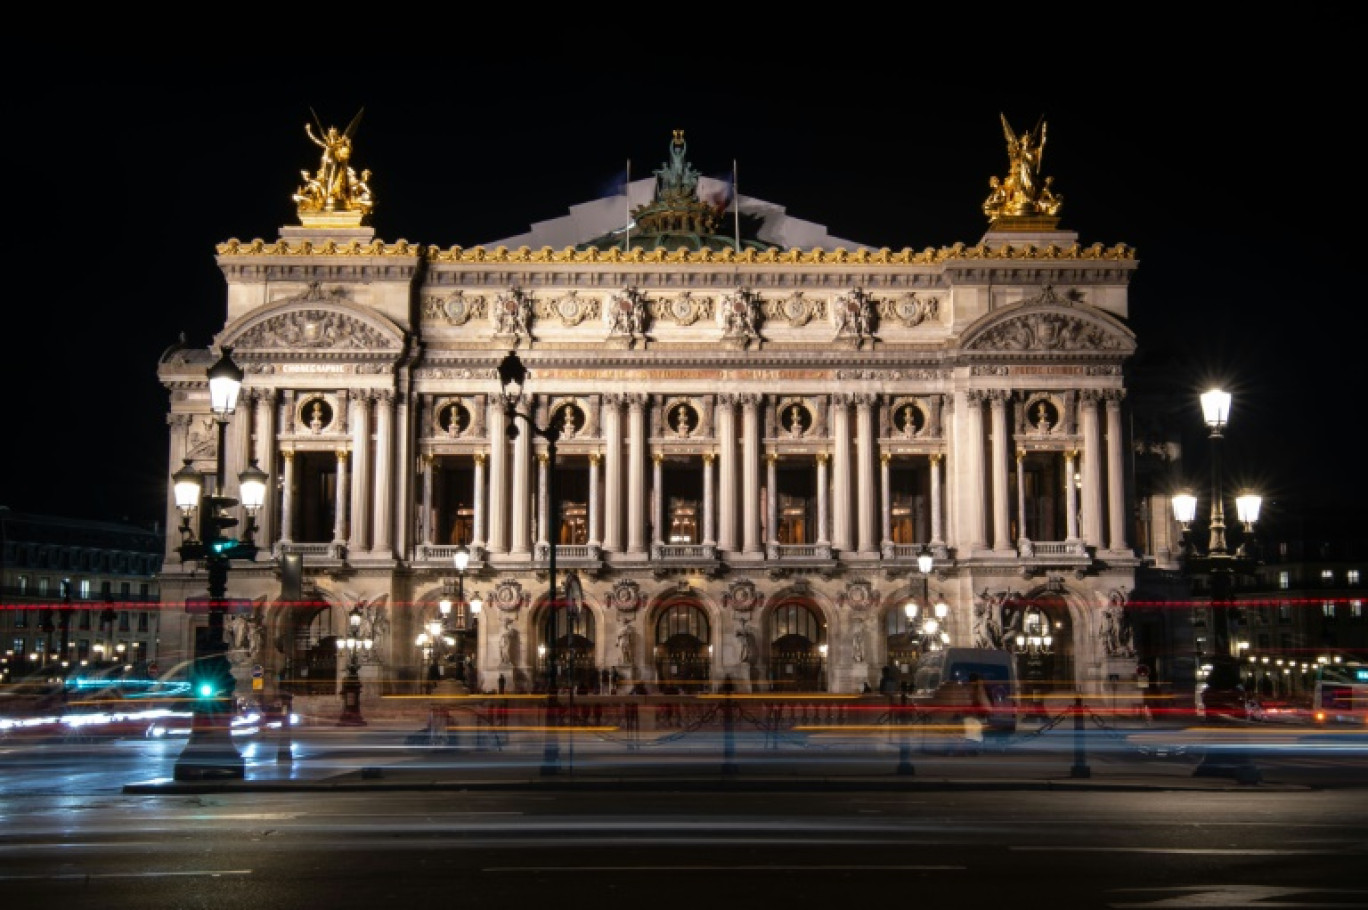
[{"left": 123, "top": 714, "right": 1311, "bottom": 794}]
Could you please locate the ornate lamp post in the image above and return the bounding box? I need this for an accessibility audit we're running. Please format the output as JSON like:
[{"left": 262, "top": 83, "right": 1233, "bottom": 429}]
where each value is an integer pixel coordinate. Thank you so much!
[
  {"left": 170, "top": 347, "right": 268, "bottom": 781},
  {"left": 1006, "top": 600, "right": 1053, "bottom": 718},
  {"left": 1172, "top": 388, "right": 1262, "bottom": 783},
  {"left": 904, "top": 548, "right": 950, "bottom": 656},
  {"left": 1171, "top": 389, "right": 1262, "bottom": 698},
  {"left": 336, "top": 604, "right": 372, "bottom": 726},
  {"left": 497, "top": 350, "right": 566, "bottom": 776}
]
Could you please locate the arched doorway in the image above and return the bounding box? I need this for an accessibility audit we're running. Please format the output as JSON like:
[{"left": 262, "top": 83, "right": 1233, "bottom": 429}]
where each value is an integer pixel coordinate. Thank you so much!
[
  {"left": 653, "top": 599, "right": 711, "bottom": 693},
  {"left": 535, "top": 600, "right": 596, "bottom": 694},
  {"left": 885, "top": 601, "right": 922, "bottom": 691},
  {"left": 281, "top": 600, "right": 337, "bottom": 697},
  {"left": 766, "top": 600, "right": 827, "bottom": 692},
  {"left": 1002, "top": 589, "right": 1073, "bottom": 715}
]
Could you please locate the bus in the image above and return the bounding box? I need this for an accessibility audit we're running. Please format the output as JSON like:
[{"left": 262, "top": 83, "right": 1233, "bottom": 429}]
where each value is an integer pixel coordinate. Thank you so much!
[{"left": 1312, "top": 661, "right": 1368, "bottom": 726}]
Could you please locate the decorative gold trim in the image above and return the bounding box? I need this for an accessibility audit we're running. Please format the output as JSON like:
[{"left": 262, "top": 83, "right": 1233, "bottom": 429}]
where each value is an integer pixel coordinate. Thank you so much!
[{"left": 216, "top": 239, "right": 1135, "bottom": 263}]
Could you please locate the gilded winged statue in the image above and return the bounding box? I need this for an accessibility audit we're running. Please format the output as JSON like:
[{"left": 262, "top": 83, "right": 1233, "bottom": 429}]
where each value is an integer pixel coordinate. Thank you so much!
[
  {"left": 293, "top": 108, "right": 373, "bottom": 224},
  {"left": 983, "top": 113, "right": 1062, "bottom": 223}
]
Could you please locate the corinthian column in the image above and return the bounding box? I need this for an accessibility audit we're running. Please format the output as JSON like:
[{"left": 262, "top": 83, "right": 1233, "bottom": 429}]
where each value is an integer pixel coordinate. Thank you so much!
[
  {"left": 855, "top": 394, "right": 877, "bottom": 554},
  {"left": 1105, "top": 390, "right": 1128, "bottom": 551},
  {"left": 990, "top": 391, "right": 1012, "bottom": 553},
  {"left": 831, "top": 395, "right": 852, "bottom": 552},
  {"left": 716, "top": 396, "right": 737, "bottom": 552},
  {"left": 1079, "top": 391, "right": 1104, "bottom": 548},
  {"left": 741, "top": 394, "right": 762, "bottom": 554},
  {"left": 603, "top": 395, "right": 623, "bottom": 552},
  {"left": 371, "top": 390, "right": 394, "bottom": 557},
  {"left": 627, "top": 394, "right": 647, "bottom": 554}
]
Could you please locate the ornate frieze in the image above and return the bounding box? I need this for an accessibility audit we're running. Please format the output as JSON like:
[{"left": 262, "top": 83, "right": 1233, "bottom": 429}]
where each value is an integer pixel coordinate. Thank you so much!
[{"left": 235, "top": 307, "right": 397, "bottom": 350}]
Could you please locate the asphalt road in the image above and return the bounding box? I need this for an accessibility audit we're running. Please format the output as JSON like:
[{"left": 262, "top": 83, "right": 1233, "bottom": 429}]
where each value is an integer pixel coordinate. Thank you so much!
[
  {"left": 0, "top": 787, "right": 1365, "bottom": 909},
  {"left": 3, "top": 722, "right": 1368, "bottom": 909}
]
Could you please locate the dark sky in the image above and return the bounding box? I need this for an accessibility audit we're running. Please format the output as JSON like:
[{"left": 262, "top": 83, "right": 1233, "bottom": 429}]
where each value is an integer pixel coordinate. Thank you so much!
[{"left": 0, "top": 56, "right": 1355, "bottom": 542}]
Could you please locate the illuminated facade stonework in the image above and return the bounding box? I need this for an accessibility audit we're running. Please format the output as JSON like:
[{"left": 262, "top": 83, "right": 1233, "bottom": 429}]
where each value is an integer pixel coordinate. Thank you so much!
[{"left": 156, "top": 126, "right": 1147, "bottom": 707}]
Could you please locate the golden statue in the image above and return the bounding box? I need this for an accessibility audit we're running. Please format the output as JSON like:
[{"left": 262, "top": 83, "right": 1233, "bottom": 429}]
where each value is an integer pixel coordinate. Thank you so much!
[
  {"left": 293, "top": 108, "right": 373, "bottom": 227},
  {"left": 983, "top": 113, "right": 1062, "bottom": 228}
]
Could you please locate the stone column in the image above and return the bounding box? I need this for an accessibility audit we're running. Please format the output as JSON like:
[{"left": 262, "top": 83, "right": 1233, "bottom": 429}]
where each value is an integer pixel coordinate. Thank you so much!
[
  {"left": 879, "top": 454, "right": 892, "bottom": 551},
  {"left": 816, "top": 453, "right": 830, "bottom": 546},
  {"left": 990, "top": 391, "right": 1012, "bottom": 553},
  {"left": 393, "top": 387, "right": 412, "bottom": 560},
  {"left": 742, "top": 394, "right": 762, "bottom": 554},
  {"left": 929, "top": 453, "right": 944, "bottom": 548},
  {"left": 716, "top": 396, "right": 737, "bottom": 552},
  {"left": 279, "top": 450, "right": 295, "bottom": 544},
  {"left": 603, "top": 395, "right": 623, "bottom": 552},
  {"left": 587, "top": 453, "right": 601, "bottom": 547},
  {"left": 510, "top": 400, "right": 532, "bottom": 556},
  {"left": 472, "top": 453, "right": 487, "bottom": 552},
  {"left": 1105, "top": 391, "right": 1128, "bottom": 551},
  {"left": 766, "top": 453, "right": 778, "bottom": 549},
  {"left": 961, "top": 391, "right": 988, "bottom": 551},
  {"left": 333, "top": 449, "right": 350, "bottom": 547},
  {"left": 702, "top": 453, "right": 716, "bottom": 547},
  {"left": 831, "top": 395, "right": 852, "bottom": 552},
  {"left": 536, "top": 452, "right": 550, "bottom": 550},
  {"left": 252, "top": 389, "right": 277, "bottom": 548},
  {"left": 1080, "top": 391, "right": 1104, "bottom": 548},
  {"left": 348, "top": 394, "right": 371, "bottom": 553},
  {"left": 371, "top": 391, "right": 394, "bottom": 557},
  {"left": 1065, "top": 449, "right": 1080, "bottom": 543},
  {"left": 487, "top": 401, "right": 508, "bottom": 554},
  {"left": 855, "top": 394, "right": 877, "bottom": 554},
  {"left": 1016, "top": 449, "right": 1027, "bottom": 544},
  {"left": 421, "top": 455, "right": 435, "bottom": 546},
  {"left": 627, "top": 394, "right": 647, "bottom": 553},
  {"left": 652, "top": 453, "right": 665, "bottom": 547}
]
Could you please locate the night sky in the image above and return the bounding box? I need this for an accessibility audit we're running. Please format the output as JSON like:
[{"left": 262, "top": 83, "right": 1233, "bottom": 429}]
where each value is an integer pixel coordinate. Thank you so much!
[{"left": 1, "top": 56, "right": 1355, "bottom": 543}]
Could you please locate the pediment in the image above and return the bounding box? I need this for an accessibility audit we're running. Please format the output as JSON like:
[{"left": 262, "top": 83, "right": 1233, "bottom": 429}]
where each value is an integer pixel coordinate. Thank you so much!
[
  {"left": 961, "top": 285, "right": 1134, "bottom": 354},
  {"left": 222, "top": 283, "right": 404, "bottom": 353}
]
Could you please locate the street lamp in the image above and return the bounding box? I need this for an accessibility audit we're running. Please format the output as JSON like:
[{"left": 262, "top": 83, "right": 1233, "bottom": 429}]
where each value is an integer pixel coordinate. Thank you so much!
[
  {"left": 497, "top": 350, "right": 566, "bottom": 775},
  {"left": 1173, "top": 388, "right": 1262, "bottom": 783},
  {"left": 337, "top": 604, "right": 372, "bottom": 726},
  {"left": 904, "top": 548, "right": 950, "bottom": 656},
  {"left": 1172, "top": 388, "right": 1262, "bottom": 686},
  {"left": 170, "top": 346, "right": 267, "bottom": 781}
]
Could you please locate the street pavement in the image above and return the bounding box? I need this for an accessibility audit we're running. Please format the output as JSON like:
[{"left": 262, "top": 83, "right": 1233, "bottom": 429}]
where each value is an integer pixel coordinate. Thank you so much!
[{"left": 121, "top": 710, "right": 1360, "bottom": 795}]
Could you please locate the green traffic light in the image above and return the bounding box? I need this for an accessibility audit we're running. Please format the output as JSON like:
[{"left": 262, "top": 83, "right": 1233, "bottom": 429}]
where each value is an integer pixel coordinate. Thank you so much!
[{"left": 197, "top": 682, "right": 215, "bottom": 698}]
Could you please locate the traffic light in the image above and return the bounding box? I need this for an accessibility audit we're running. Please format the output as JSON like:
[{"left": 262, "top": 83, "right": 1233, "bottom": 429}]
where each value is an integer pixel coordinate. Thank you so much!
[
  {"left": 192, "top": 494, "right": 256, "bottom": 561},
  {"left": 188, "top": 657, "right": 235, "bottom": 706}
]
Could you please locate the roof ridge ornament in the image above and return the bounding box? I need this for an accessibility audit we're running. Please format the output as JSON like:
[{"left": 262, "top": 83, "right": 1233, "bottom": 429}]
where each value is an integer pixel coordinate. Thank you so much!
[{"left": 983, "top": 113, "right": 1062, "bottom": 231}]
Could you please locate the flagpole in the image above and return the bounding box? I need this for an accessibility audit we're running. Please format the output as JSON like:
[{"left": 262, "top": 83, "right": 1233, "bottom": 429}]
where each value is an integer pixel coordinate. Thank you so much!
[
  {"left": 624, "top": 159, "right": 631, "bottom": 254},
  {"left": 733, "top": 159, "right": 740, "bottom": 252}
]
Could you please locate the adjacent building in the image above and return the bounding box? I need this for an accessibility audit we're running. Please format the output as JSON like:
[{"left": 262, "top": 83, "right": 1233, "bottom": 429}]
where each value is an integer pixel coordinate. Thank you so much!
[{"left": 0, "top": 506, "right": 164, "bottom": 684}]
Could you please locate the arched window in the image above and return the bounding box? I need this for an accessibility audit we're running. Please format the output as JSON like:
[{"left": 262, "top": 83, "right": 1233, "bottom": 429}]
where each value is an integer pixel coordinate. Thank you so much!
[
  {"left": 537, "top": 601, "right": 595, "bottom": 694},
  {"left": 653, "top": 601, "right": 711, "bottom": 692},
  {"left": 768, "top": 601, "right": 826, "bottom": 692}
]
